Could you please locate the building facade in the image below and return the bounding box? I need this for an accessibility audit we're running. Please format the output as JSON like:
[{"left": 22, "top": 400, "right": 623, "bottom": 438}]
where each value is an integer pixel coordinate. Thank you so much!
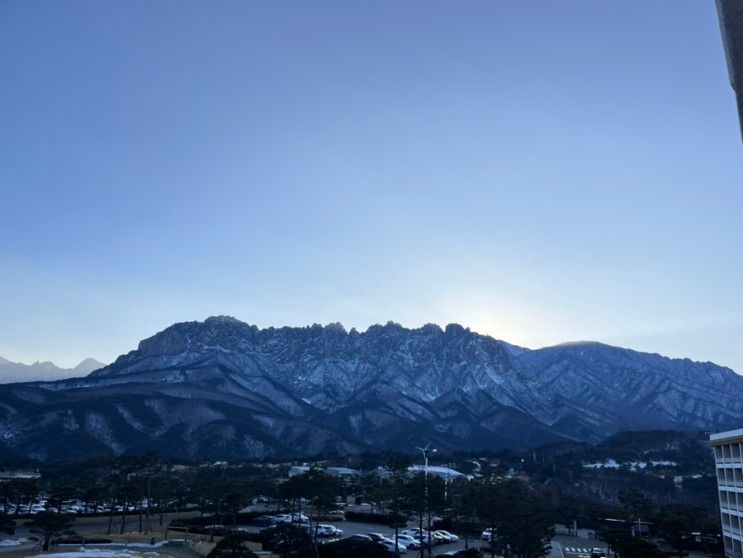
[
  {"left": 716, "top": 0, "right": 743, "bottom": 138},
  {"left": 712, "top": 428, "right": 743, "bottom": 558}
]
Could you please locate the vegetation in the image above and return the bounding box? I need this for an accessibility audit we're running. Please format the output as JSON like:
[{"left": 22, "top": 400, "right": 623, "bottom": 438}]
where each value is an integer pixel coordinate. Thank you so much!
[
  {"left": 0, "top": 512, "right": 14, "bottom": 535},
  {"left": 0, "top": 429, "right": 722, "bottom": 558},
  {"left": 468, "top": 473, "right": 555, "bottom": 558},
  {"left": 207, "top": 532, "right": 260, "bottom": 558},
  {"left": 25, "top": 511, "right": 76, "bottom": 550},
  {"left": 603, "top": 531, "right": 666, "bottom": 558}
]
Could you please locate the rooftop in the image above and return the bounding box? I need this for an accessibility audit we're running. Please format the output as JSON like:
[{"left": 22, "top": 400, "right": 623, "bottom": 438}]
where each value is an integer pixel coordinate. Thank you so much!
[{"left": 710, "top": 427, "right": 743, "bottom": 444}]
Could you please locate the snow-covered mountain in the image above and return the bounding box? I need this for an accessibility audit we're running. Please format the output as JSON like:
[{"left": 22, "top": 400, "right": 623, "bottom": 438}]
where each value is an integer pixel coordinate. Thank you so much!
[
  {"left": 0, "top": 317, "right": 739, "bottom": 462},
  {"left": 0, "top": 356, "right": 105, "bottom": 384}
]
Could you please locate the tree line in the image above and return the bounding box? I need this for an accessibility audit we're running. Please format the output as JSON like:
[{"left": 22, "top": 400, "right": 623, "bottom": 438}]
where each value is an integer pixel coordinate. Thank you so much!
[{"left": 0, "top": 450, "right": 723, "bottom": 558}]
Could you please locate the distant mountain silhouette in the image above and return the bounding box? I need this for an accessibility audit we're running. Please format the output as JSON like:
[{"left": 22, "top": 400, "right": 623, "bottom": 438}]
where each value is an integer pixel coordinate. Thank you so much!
[{"left": 0, "top": 356, "right": 105, "bottom": 384}]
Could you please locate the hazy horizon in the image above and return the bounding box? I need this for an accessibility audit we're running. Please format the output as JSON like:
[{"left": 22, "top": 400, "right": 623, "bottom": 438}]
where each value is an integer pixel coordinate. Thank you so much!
[{"left": 2, "top": 1, "right": 743, "bottom": 373}]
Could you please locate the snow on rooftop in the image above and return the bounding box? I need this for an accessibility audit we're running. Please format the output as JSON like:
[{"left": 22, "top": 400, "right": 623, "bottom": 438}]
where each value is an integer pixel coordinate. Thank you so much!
[{"left": 408, "top": 465, "right": 465, "bottom": 478}]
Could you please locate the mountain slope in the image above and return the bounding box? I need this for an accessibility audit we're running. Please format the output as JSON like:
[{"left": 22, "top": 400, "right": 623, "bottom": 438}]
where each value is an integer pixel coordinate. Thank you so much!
[
  {"left": 517, "top": 342, "right": 743, "bottom": 430},
  {"left": 0, "top": 318, "right": 740, "bottom": 462}
]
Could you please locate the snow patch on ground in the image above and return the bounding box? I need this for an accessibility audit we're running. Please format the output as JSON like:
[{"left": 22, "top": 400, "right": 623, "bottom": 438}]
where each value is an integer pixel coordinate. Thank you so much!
[
  {"left": 583, "top": 459, "right": 620, "bottom": 469},
  {"left": 84, "top": 413, "right": 122, "bottom": 453},
  {"left": 583, "top": 459, "right": 677, "bottom": 470},
  {"left": 115, "top": 405, "right": 145, "bottom": 431},
  {"left": 0, "top": 538, "right": 27, "bottom": 546}
]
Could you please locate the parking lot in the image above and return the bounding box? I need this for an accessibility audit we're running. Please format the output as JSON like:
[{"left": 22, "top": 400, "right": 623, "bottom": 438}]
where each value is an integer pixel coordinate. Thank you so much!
[{"left": 237, "top": 517, "right": 607, "bottom": 557}]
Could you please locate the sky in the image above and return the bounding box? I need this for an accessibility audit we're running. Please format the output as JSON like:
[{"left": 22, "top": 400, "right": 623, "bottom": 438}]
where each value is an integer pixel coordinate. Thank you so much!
[{"left": 1, "top": 1, "right": 743, "bottom": 374}]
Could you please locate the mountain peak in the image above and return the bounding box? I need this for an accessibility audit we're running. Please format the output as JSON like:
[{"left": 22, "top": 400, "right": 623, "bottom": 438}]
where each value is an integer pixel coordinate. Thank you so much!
[{"left": 73, "top": 358, "right": 105, "bottom": 374}]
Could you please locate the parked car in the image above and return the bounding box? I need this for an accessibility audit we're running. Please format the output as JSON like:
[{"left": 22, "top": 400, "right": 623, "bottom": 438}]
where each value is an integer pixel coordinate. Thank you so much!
[
  {"left": 428, "top": 531, "right": 446, "bottom": 545},
  {"left": 591, "top": 548, "right": 607, "bottom": 558},
  {"left": 397, "top": 535, "right": 422, "bottom": 549},
  {"left": 347, "top": 534, "right": 373, "bottom": 542},
  {"left": 274, "top": 513, "right": 309, "bottom": 524},
  {"left": 253, "top": 515, "right": 276, "bottom": 526},
  {"left": 327, "top": 510, "right": 346, "bottom": 521},
  {"left": 402, "top": 528, "right": 434, "bottom": 543},
  {"left": 435, "top": 530, "right": 459, "bottom": 543},
  {"left": 315, "top": 524, "right": 343, "bottom": 538},
  {"left": 367, "top": 533, "right": 394, "bottom": 543}
]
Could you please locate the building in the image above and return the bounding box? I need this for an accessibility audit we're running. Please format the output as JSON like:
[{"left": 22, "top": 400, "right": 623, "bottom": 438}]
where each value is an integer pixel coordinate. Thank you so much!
[
  {"left": 287, "top": 465, "right": 360, "bottom": 478},
  {"left": 711, "top": 428, "right": 743, "bottom": 558},
  {"left": 716, "top": 0, "right": 743, "bottom": 138},
  {"left": 325, "top": 467, "right": 361, "bottom": 478},
  {"left": 407, "top": 464, "right": 466, "bottom": 482}
]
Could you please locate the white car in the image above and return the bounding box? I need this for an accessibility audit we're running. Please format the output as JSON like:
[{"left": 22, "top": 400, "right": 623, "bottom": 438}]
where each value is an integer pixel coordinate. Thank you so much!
[
  {"left": 428, "top": 531, "right": 446, "bottom": 545},
  {"left": 274, "top": 513, "right": 309, "bottom": 524},
  {"left": 482, "top": 528, "right": 497, "bottom": 541},
  {"left": 400, "top": 529, "right": 433, "bottom": 546},
  {"left": 315, "top": 524, "right": 343, "bottom": 537},
  {"left": 435, "top": 530, "right": 459, "bottom": 543},
  {"left": 397, "top": 535, "right": 421, "bottom": 549}
]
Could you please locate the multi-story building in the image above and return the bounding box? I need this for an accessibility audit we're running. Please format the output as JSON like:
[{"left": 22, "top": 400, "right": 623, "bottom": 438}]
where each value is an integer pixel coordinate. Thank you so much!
[
  {"left": 712, "top": 428, "right": 743, "bottom": 558},
  {"left": 716, "top": 0, "right": 743, "bottom": 139}
]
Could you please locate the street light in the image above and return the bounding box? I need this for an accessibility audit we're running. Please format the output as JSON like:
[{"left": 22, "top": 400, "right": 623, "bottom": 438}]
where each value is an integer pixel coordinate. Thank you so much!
[{"left": 415, "top": 444, "right": 437, "bottom": 558}]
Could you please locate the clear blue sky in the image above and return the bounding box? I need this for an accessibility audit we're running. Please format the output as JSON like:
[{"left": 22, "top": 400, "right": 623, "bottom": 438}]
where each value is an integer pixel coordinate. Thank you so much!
[{"left": 2, "top": 1, "right": 743, "bottom": 372}]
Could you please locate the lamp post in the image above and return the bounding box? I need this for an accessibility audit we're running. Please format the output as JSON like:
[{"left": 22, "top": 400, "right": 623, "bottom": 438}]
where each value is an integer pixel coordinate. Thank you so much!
[
  {"left": 416, "top": 444, "right": 437, "bottom": 558},
  {"left": 444, "top": 468, "right": 449, "bottom": 503}
]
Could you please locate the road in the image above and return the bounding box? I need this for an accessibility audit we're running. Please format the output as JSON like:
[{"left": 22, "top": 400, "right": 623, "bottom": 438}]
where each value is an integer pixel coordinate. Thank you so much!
[
  {"left": 553, "top": 534, "right": 609, "bottom": 558},
  {"left": 63, "top": 511, "right": 202, "bottom": 535}
]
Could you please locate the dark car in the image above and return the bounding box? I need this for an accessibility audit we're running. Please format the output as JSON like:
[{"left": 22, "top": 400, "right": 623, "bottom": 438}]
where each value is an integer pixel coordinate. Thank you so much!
[
  {"left": 436, "top": 551, "right": 481, "bottom": 558},
  {"left": 367, "top": 533, "right": 392, "bottom": 543},
  {"left": 347, "top": 534, "right": 373, "bottom": 542}
]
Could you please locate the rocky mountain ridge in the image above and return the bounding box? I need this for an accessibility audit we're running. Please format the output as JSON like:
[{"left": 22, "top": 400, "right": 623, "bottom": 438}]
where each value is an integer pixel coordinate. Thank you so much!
[{"left": 0, "top": 316, "right": 739, "bottom": 462}]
